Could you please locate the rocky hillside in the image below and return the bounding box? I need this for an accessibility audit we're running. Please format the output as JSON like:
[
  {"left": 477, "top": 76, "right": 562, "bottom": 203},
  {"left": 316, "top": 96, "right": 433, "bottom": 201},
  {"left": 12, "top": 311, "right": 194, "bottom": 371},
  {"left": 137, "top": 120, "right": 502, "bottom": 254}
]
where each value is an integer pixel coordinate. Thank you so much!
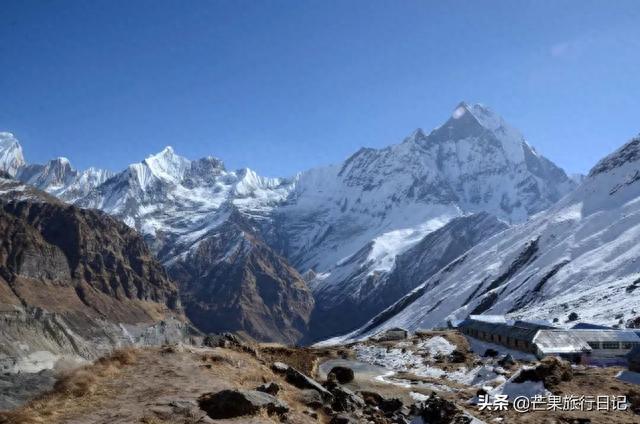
[
  {"left": 168, "top": 211, "right": 314, "bottom": 344},
  {"left": 0, "top": 176, "right": 186, "bottom": 372},
  {"left": 337, "top": 134, "right": 640, "bottom": 342}
]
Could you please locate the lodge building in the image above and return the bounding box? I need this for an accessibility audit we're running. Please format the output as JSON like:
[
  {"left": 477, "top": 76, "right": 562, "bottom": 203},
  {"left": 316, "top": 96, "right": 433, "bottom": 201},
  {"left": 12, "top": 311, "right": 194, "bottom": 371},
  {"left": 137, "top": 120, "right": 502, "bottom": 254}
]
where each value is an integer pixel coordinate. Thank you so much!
[{"left": 458, "top": 315, "right": 640, "bottom": 364}]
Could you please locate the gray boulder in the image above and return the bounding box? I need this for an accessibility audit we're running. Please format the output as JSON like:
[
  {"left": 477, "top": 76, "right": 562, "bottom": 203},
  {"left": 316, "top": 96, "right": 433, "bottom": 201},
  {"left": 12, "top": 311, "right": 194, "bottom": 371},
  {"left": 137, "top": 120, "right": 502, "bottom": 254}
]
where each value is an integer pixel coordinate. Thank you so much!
[
  {"left": 272, "top": 361, "right": 289, "bottom": 373},
  {"left": 198, "top": 389, "right": 288, "bottom": 419},
  {"left": 299, "top": 389, "right": 324, "bottom": 409},
  {"left": 285, "top": 366, "right": 334, "bottom": 402},
  {"left": 328, "top": 366, "right": 355, "bottom": 384},
  {"left": 331, "top": 386, "right": 365, "bottom": 412},
  {"left": 256, "top": 381, "right": 280, "bottom": 396},
  {"left": 375, "top": 327, "right": 409, "bottom": 342}
]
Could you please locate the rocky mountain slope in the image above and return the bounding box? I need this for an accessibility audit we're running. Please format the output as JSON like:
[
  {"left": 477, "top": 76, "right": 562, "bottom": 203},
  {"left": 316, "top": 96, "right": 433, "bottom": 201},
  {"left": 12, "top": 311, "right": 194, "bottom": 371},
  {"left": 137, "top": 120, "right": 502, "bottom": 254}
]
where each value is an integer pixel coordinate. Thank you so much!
[
  {"left": 337, "top": 134, "right": 640, "bottom": 342},
  {"left": 0, "top": 102, "right": 577, "bottom": 343},
  {"left": 75, "top": 147, "right": 311, "bottom": 343},
  {"left": 0, "top": 176, "right": 187, "bottom": 372},
  {"left": 168, "top": 210, "right": 314, "bottom": 344}
]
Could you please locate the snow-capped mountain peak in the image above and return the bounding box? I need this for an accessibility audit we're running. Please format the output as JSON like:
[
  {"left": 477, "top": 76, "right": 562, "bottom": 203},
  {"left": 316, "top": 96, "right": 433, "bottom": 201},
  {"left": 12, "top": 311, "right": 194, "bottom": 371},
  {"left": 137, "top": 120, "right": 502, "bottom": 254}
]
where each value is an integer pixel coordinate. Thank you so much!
[
  {"left": 143, "top": 145, "right": 191, "bottom": 183},
  {"left": 452, "top": 102, "right": 504, "bottom": 131},
  {"left": 0, "top": 132, "right": 26, "bottom": 176},
  {"left": 15, "top": 155, "right": 114, "bottom": 202},
  {"left": 335, "top": 133, "right": 640, "bottom": 342},
  {"left": 0, "top": 133, "right": 113, "bottom": 201},
  {"left": 3, "top": 102, "right": 580, "bottom": 344},
  {"left": 430, "top": 102, "right": 528, "bottom": 164}
]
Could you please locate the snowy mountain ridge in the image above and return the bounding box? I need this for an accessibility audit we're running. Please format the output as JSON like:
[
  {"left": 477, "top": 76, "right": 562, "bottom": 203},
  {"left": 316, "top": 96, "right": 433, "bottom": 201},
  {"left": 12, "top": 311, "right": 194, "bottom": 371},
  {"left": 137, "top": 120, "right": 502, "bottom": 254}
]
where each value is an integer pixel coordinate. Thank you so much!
[
  {"left": 279, "top": 102, "right": 576, "bottom": 340},
  {"left": 76, "top": 145, "right": 293, "bottom": 245},
  {"left": 0, "top": 102, "right": 579, "bottom": 342},
  {"left": 330, "top": 133, "right": 640, "bottom": 344},
  {"left": 0, "top": 132, "right": 112, "bottom": 201}
]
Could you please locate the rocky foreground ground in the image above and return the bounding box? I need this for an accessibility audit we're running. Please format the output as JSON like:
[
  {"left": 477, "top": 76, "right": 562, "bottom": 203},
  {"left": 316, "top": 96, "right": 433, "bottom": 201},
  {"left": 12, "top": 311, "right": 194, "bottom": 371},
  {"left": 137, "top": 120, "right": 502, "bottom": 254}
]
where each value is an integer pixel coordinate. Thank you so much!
[{"left": 1, "top": 331, "right": 640, "bottom": 424}]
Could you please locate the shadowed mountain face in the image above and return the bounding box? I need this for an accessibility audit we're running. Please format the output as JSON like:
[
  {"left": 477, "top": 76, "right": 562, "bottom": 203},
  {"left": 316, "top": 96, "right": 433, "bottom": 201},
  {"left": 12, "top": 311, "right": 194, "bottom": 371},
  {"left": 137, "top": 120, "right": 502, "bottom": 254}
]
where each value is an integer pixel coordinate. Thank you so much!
[
  {"left": 167, "top": 211, "right": 314, "bottom": 344},
  {"left": 305, "top": 213, "right": 509, "bottom": 342},
  {"left": 0, "top": 177, "right": 186, "bottom": 367}
]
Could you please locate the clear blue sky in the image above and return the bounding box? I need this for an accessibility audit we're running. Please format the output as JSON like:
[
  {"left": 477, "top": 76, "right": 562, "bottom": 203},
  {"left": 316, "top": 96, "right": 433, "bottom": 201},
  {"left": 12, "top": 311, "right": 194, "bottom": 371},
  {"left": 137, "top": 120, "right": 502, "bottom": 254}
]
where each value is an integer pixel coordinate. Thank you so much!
[{"left": 1, "top": 1, "right": 639, "bottom": 177}]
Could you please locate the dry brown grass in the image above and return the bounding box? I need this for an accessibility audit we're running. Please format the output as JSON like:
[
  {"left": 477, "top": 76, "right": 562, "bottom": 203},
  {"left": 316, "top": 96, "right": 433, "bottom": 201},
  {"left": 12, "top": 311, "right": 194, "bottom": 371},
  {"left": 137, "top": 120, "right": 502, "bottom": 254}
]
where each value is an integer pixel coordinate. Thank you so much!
[
  {"left": 97, "top": 347, "right": 137, "bottom": 367},
  {"left": 259, "top": 345, "right": 319, "bottom": 376},
  {"left": 52, "top": 369, "right": 99, "bottom": 398},
  {"left": 0, "top": 348, "right": 139, "bottom": 424},
  {"left": 200, "top": 349, "right": 236, "bottom": 366}
]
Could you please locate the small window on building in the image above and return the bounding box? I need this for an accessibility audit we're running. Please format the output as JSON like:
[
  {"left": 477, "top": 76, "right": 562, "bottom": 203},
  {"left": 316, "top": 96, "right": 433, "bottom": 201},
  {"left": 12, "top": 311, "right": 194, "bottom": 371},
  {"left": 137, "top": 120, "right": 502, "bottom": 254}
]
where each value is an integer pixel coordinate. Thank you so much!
[
  {"left": 602, "top": 342, "right": 619, "bottom": 349},
  {"left": 622, "top": 342, "right": 632, "bottom": 349},
  {"left": 587, "top": 342, "right": 600, "bottom": 349}
]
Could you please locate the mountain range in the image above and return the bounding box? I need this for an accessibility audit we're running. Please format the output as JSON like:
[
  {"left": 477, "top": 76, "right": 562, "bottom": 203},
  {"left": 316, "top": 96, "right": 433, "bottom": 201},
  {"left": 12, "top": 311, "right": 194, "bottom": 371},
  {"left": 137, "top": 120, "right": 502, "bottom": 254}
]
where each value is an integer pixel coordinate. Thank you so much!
[
  {"left": 0, "top": 102, "right": 597, "bottom": 345},
  {"left": 332, "top": 134, "right": 640, "bottom": 344}
]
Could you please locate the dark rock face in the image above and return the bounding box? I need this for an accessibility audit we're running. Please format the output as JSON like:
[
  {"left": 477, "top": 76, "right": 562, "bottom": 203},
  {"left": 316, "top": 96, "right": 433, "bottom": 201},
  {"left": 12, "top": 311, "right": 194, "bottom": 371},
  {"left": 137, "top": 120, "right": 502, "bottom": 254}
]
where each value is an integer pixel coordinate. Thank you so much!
[
  {"left": 449, "top": 350, "right": 468, "bottom": 363},
  {"left": 358, "top": 390, "right": 383, "bottom": 406},
  {"left": 379, "top": 397, "right": 403, "bottom": 413},
  {"left": 198, "top": 389, "right": 288, "bottom": 419},
  {"left": 330, "top": 386, "right": 365, "bottom": 412},
  {"left": 0, "top": 202, "right": 179, "bottom": 310},
  {"left": 498, "top": 353, "right": 516, "bottom": 367},
  {"left": 328, "top": 366, "right": 355, "bottom": 384},
  {"left": 168, "top": 211, "right": 314, "bottom": 345},
  {"left": 256, "top": 382, "right": 280, "bottom": 396},
  {"left": 483, "top": 349, "right": 499, "bottom": 358},
  {"left": 0, "top": 200, "right": 181, "bottom": 315},
  {"left": 0, "top": 189, "right": 185, "bottom": 365},
  {"left": 299, "top": 389, "right": 324, "bottom": 409},
  {"left": 413, "top": 392, "right": 471, "bottom": 424},
  {"left": 589, "top": 136, "right": 640, "bottom": 177},
  {"left": 330, "top": 414, "right": 357, "bottom": 424}
]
